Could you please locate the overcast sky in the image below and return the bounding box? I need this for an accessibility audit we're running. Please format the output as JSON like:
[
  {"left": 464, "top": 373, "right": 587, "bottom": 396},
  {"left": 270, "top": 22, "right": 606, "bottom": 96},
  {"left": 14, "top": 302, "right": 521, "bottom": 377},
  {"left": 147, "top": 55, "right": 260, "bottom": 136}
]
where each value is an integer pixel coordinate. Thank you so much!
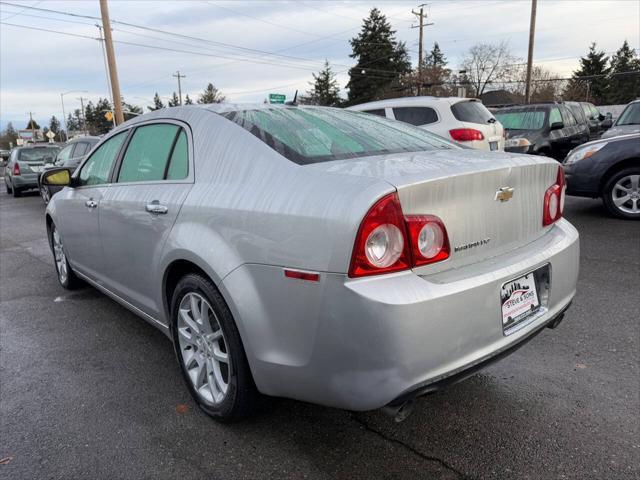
[{"left": 1, "top": 0, "right": 638, "bottom": 130}]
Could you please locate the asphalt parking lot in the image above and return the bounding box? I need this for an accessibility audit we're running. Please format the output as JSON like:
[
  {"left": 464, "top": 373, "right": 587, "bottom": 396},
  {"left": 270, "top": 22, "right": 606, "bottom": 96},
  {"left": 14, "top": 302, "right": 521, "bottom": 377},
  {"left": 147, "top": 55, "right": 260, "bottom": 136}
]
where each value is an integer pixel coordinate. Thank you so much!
[{"left": 1, "top": 188, "right": 638, "bottom": 480}]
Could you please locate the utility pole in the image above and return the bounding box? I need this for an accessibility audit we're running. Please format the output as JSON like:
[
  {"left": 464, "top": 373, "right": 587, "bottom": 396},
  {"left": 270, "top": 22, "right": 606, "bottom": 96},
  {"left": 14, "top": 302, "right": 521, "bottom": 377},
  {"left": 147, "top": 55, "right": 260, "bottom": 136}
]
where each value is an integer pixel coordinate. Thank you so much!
[
  {"left": 99, "top": 0, "right": 124, "bottom": 125},
  {"left": 97, "top": 24, "right": 116, "bottom": 128},
  {"left": 173, "top": 71, "right": 186, "bottom": 105},
  {"left": 28, "top": 111, "right": 36, "bottom": 142},
  {"left": 411, "top": 4, "right": 433, "bottom": 95},
  {"left": 77, "top": 97, "right": 87, "bottom": 135},
  {"left": 524, "top": 0, "right": 538, "bottom": 104}
]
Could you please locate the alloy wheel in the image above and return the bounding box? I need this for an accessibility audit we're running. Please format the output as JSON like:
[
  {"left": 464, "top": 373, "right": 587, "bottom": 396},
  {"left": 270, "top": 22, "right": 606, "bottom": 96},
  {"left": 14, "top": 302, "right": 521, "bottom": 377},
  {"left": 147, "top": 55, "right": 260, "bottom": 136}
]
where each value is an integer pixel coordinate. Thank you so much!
[
  {"left": 177, "top": 292, "right": 231, "bottom": 405},
  {"left": 52, "top": 227, "right": 68, "bottom": 284},
  {"left": 611, "top": 174, "right": 640, "bottom": 214}
]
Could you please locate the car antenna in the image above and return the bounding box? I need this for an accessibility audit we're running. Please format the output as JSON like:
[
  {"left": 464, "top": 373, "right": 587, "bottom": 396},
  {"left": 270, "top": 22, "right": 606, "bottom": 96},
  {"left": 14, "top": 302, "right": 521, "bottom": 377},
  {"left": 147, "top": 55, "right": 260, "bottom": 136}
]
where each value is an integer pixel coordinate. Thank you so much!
[{"left": 285, "top": 90, "right": 298, "bottom": 106}]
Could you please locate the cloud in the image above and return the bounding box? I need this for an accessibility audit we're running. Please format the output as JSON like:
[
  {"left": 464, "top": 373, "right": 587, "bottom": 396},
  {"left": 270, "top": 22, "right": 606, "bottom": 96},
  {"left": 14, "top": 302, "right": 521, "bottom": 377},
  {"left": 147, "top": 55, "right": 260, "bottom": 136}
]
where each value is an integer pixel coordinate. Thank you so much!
[{"left": 1, "top": 0, "right": 638, "bottom": 128}]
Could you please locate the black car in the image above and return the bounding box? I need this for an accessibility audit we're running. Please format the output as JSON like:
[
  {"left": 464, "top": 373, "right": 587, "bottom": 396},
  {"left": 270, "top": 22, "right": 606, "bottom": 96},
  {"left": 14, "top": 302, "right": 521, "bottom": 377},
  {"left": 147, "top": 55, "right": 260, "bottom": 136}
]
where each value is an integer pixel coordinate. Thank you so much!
[
  {"left": 563, "top": 133, "right": 640, "bottom": 219},
  {"left": 38, "top": 136, "right": 100, "bottom": 204},
  {"left": 579, "top": 101, "right": 607, "bottom": 138},
  {"left": 564, "top": 101, "right": 595, "bottom": 141},
  {"left": 495, "top": 103, "right": 589, "bottom": 161}
]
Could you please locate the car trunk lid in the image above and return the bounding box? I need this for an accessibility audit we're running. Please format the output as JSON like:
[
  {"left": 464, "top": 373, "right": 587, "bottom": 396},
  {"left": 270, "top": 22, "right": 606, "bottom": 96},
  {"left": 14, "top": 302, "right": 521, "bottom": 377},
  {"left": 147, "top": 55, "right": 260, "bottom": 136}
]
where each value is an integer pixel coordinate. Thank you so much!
[{"left": 308, "top": 149, "right": 560, "bottom": 272}]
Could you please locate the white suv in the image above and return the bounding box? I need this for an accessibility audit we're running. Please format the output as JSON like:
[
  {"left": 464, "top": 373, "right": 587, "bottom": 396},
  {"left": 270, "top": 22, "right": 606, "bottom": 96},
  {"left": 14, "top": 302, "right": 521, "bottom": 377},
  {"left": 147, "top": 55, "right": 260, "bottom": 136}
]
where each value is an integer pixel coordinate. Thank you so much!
[{"left": 348, "top": 97, "right": 505, "bottom": 151}]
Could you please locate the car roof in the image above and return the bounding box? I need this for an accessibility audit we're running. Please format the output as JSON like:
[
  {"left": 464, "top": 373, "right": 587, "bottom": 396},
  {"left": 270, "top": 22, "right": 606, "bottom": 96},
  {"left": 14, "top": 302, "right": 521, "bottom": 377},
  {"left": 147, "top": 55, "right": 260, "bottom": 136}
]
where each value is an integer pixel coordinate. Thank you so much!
[
  {"left": 495, "top": 104, "right": 554, "bottom": 112},
  {"left": 68, "top": 136, "right": 100, "bottom": 144},
  {"left": 346, "top": 96, "right": 480, "bottom": 110},
  {"left": 15, "top": 144, "right": 60, "bottom": 150}
]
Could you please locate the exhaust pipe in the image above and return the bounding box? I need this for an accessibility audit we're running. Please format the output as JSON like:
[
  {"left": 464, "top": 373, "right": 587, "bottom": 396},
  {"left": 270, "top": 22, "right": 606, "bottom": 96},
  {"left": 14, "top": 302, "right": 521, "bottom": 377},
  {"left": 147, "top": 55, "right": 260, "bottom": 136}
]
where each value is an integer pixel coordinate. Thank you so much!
[{"left": 382, "top": 399, "right": 416, "bottom": 422}]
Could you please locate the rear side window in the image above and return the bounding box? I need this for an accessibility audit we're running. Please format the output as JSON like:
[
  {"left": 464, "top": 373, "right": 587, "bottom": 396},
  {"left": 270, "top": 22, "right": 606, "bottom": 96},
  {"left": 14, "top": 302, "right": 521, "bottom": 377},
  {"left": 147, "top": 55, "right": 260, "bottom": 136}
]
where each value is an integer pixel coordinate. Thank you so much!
[
  {"left": 561, "top": 107, "right": 577, "bottom": 126},
  {"left": 166, "top": 130, "right": 189, "bottom": 180},
  {"left": 73, "top": 142, "right": 90, "bottom": 157},
  {"left": 450, "top": 101, "right": 494, "bottom": 124},
  {"left": 79, "top": 132, "right": 127, "bottom": 186},
  {"left": 567, "top": 104, "right": 584, "bottom": 123},
  {"left": 362, "top": 109, "right": 386, "bottom": 117},
  {"left": 392, "top": 107, "right": 438, "bottom": 126},
  {"left": 118, "top": 124, "right": 182, "bottom": 183}
]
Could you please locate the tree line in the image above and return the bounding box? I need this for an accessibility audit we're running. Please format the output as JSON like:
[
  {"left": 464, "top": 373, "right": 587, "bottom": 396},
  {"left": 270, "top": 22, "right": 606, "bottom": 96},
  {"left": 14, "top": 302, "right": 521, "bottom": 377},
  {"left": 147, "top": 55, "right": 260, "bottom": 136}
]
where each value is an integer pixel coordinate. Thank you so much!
[
  {"left": 301, "top": 8, "right": 639, "bottom": 107},
  {"left": 2, "top": 8, "right": 638, "bottom": 149}
]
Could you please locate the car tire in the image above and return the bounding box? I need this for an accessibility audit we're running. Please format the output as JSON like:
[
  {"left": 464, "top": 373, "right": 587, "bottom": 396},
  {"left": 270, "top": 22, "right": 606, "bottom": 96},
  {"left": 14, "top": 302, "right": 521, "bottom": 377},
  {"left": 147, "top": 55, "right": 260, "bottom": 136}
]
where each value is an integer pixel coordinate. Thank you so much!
[
  {"left": 5, "top": 181, "right": 11, "bottom": 194},
  {"left": 40, "top": 185, "right": 51, "bottom": 205},
  {"left": 12, "top": 183, "right": 21, "bottom": 197},
  {"left": 49, "top": 223, "right": 83, "bottom": 289},
  {"left": 171, "top": 273, "right": 258, "bottom": 421},
  {"left": 602, "top": 167, "right": 640, "bottom": 220}
]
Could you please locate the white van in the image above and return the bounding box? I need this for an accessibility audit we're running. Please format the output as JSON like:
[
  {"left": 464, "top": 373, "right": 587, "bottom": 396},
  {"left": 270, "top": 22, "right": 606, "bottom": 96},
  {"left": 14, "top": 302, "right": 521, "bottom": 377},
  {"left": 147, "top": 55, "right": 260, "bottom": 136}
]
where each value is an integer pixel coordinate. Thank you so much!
[{"left": 348, "top": 96, "right": 505, "bottom": 151}]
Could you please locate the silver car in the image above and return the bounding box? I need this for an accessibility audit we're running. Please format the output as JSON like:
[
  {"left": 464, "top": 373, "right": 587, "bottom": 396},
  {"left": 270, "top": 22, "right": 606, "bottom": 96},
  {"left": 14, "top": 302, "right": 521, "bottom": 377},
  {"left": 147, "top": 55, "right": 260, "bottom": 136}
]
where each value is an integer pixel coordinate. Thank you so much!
[
  {"left": 601, "top": 99, "right": 640, "bottom": 139},
  {"left": 42, "top": 105, "right": 579, "bottom": 420}
]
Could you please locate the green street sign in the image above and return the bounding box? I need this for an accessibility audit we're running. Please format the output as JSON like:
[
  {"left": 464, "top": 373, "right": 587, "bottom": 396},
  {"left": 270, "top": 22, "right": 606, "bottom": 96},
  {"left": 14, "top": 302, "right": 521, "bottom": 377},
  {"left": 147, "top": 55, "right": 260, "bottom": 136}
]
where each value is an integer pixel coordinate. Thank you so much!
[{"left": 269, "top": 93, "right": 286, "bottom": 104}]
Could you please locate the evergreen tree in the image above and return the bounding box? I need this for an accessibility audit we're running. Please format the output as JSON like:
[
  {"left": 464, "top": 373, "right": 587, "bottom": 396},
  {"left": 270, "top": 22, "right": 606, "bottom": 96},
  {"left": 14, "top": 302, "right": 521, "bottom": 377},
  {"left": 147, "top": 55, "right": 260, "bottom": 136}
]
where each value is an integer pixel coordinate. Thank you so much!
[
  {"left": 563, "top": 43, "right": 609, "bottom": 104},
  {"left": 168, "top": 92, "right": 180, "bottom": 107},
  {"left": 426, "top": 42, "right": 447, "bottom": 67},
  {"left": 184, "top": 94, "right": 194, "bottom": 105},
  {"left": 347, "top": 8, "right": 411, "bottom": 104},
  {"left": 197, "top": 83, "right": 225, "bottom": 104},
  {"left": 48, "top": 116, "right": 61, "bottom": 141},
  {"left": 607, "top": 40, "right": 640, "bottom": 104},
  {"left": 84, "top": 98, "right": 113, "bottom": 135},
  {"left": 26, "top": 118, "right": 40, "bottom": 130},
  {"left": 122, "top": 100, "right": 143, "bottom": 121},
  {"left": 66, "top": 110, "right": 82, "bottom": 133},
  {"left": 305, "top": 60, "right": 341, "bottom": 106},
  {"left": 148, "top": 93, "right": 165, "bottom": 111},
  {"left": 0, "top": 122, "right": 18, "bottom": 149}
]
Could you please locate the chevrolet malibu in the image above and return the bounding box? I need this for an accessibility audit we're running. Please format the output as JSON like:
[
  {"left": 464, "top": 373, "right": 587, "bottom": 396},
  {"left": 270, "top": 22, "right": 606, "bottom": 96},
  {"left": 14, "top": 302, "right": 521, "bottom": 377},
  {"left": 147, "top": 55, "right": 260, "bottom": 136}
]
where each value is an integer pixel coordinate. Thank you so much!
[{"left": 42, "top": 105, "right": 579, "bottom": 421}]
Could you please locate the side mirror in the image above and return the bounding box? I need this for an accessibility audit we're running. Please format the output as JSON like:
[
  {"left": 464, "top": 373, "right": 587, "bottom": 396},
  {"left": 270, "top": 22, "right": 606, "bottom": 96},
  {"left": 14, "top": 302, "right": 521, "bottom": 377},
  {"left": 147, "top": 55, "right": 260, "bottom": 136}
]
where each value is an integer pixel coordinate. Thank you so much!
[
  {"left": 42, "top": 167, "right": 73, "bottom": 187},
  {"left": 550, "top": 121, "right": 564, "bottom": 130}
]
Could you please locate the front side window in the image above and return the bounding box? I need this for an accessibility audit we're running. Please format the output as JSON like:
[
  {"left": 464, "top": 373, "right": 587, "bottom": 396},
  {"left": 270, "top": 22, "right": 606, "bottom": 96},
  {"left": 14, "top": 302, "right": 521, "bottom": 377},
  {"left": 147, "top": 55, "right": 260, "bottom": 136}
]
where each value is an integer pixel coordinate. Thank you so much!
[
  {"left": 118, "top": 124, "right": 182, "bottom": 183},
  {"left": 549, "top": 108, "right": 562, "bottom": 126},
  {"left": 221, "top": 107, "right": 455, "bottom": 165},
  {"left": 79, "top": 132, "right": 126, "bottom": 186},
  {"left": 392, "top": 107, "right": 438, "bottom": 126}
]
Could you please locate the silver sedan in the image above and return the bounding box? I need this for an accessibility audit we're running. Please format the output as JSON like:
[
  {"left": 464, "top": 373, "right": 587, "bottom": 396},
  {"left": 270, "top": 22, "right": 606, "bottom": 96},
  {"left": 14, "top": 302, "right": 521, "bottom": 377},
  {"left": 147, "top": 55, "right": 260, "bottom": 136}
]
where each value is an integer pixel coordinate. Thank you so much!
[{"left": 42, "top": 105, "right": 579, "bottom": 420}]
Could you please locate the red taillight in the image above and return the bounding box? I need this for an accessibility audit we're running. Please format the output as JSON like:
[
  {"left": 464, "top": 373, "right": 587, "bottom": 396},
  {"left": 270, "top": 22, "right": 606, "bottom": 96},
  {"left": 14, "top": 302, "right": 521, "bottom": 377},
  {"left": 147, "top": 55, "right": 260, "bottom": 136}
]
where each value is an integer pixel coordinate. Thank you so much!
[
  {"left": 405, "top": 215, "right": 450, "bottom": 266},
  {"left": 12, "top": 163, "right": 21, "bottom": 176},
  {"left": 348, "top": 193, "right": 450, "bottom": 278},
  {"left": 348, "top": 192, "right": 411, "bottom": 278},
  {"left": 449, "top": 128, "right": 485, "bottom": 142},
  {"left": 543, "top": 167, "right": 566, "bottom": 226}
]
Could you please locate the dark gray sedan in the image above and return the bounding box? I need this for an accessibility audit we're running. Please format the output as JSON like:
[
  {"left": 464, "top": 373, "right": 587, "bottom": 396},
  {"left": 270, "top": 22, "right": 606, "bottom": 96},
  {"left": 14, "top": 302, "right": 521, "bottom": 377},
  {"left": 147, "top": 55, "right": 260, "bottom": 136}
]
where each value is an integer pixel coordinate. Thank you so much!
[
  {"left": 4, "top": 144, "right": 60, "bottom": 197},
  {"left": 38, "top": 136, "right": 100, "bottom": 204},
  {"left": 564, "top": 133, "right": 640, "bottom": 219}
]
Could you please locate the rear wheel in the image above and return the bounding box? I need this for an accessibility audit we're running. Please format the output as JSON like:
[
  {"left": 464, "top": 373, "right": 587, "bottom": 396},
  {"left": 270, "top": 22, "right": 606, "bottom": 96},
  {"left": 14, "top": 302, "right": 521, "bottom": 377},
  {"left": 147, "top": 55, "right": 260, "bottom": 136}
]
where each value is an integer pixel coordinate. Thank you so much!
[
  {"left": 602, "top": 168, "right": 640, "bottom": 220},
  {"left": 50, "top": 223, "right": 82, "bottom": 289},
  {"left": 171, "top": 273, "right": 258, "bottom": 421},
  {"left": 12, "top": 182, "right": 21, "bottom": 197},
  {"left": 5, "top": 181, "right": 11, "bottom": 194}
]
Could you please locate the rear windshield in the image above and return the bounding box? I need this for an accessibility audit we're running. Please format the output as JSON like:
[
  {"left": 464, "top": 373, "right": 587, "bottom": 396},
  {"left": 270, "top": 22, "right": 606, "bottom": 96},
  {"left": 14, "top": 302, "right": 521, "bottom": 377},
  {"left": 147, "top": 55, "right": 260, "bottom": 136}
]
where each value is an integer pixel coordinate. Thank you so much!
[
  {"left": 17, "top": 148, "right": 59, "bottom": 162},
  {"left": 221, "top": 107, "right": 455, "bottom": 165},
  {"left": 615, "top": 102, "right": 640, "bottom": 126},
  {"left": 495, "top": 110, "right": 546, "bottom": 130},
  {"left": 450, "top": 101, "right": 494, "bottom": 124}
]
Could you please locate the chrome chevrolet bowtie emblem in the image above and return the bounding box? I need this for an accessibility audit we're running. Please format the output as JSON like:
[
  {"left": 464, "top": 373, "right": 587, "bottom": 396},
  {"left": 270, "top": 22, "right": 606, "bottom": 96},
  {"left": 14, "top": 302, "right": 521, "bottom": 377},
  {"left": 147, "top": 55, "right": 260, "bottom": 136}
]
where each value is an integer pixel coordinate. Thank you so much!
[{"left": 495, "top": 187, "right": 514, "bottom": 202}]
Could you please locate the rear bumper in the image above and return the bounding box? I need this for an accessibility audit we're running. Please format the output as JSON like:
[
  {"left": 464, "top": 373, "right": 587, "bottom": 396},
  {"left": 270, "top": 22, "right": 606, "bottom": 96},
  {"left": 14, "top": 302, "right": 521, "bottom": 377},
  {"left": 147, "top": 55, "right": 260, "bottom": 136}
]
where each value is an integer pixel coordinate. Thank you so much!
[
  {"left": 222, "top": 219, "right": 579, "bottom": 411},
  {"left": 11, "top": 173, "right": 39, "bottom": 189}
]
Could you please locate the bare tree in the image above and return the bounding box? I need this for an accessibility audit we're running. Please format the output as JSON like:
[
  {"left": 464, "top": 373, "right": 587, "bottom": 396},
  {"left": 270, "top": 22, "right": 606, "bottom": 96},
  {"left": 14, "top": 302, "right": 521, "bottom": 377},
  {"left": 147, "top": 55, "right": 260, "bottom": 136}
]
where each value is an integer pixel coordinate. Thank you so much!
[
  {"left": 460, "top": 41, "right": 518, "bottom": 97},
  {"left": 508, "top": 65, "right": 563, "bottom": 102}
]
